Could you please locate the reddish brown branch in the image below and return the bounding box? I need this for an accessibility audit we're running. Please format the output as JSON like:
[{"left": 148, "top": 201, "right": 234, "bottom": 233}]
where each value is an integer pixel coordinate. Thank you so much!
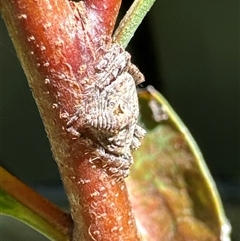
[
  {"left": 1, "top": 0, "right": 140, "bottom": 240},
  {"left": 85, "top": 0, "right": 122, "bottom": 36}
]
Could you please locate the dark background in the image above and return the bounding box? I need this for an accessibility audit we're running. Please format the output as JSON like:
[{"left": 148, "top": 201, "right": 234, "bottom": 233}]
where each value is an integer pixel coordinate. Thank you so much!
[{"left": 1, "top": 1, "right": 239, "bottom": 240}]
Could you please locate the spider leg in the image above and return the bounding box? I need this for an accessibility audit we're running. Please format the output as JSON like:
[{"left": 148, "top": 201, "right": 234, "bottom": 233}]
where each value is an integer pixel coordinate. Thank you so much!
[{"left": 128, "top": 63, "right": 145, "bottom": 85}]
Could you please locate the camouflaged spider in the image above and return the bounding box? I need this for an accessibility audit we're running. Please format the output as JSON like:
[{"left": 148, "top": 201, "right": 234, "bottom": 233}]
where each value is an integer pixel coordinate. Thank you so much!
[{"left": 67, "top": 43, "right": 145, "bottom": 178}]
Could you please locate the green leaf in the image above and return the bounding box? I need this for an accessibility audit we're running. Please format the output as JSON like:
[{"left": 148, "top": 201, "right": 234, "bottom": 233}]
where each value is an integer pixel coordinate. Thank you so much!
[
  {"left": 127, "top": 86, "right": 231, "bottom": 241},
  {"left": 0, "top": 167, "right": 72, "bottom": 241},
  {"left": 0, "top": 189, "right": 68, "bottom": 241}
]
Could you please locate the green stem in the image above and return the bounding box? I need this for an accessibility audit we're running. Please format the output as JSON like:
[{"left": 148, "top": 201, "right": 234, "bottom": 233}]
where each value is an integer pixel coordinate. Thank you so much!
[{"left": 113, "top": 0, "right": 156, "bottom": 48}]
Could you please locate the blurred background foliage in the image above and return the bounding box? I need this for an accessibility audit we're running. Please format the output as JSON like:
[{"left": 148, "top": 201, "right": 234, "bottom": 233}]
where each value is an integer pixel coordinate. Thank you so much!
[{"left": 1, "top": 0, "right": 239, "bottom": 240}]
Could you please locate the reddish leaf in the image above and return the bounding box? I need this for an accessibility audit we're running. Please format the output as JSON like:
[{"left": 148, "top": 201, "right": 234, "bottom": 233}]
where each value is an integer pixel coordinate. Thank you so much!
[{"left": 127, "top": 87, "right": 231, "bottom": 241}]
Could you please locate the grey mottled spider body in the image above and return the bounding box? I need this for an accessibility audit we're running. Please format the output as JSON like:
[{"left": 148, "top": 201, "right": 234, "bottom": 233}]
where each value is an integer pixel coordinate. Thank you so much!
[{"left": 67, "top": 44, "right": 145, "bottom": 178}]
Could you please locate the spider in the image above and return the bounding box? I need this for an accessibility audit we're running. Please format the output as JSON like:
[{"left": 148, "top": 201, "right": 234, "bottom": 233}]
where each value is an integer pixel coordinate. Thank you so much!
[{"left": 67, "top": 43, "right": 145, "bottom": 178}]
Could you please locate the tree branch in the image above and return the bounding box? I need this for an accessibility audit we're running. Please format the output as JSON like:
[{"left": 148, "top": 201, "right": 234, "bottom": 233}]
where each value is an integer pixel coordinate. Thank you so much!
[{"left": 1, "top": 0, "right": 140, "bottom": 240}]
